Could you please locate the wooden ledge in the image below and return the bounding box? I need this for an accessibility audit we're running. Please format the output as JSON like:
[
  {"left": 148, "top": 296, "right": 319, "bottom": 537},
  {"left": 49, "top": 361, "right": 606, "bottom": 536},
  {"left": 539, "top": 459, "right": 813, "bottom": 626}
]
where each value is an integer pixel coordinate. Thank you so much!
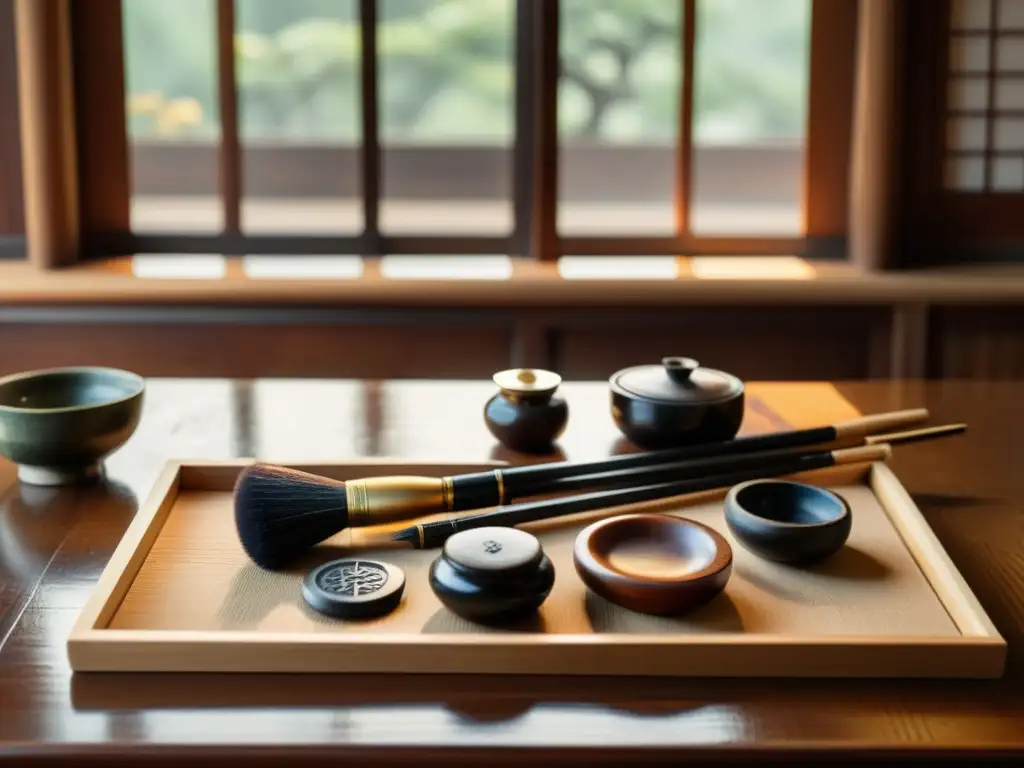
[{"left": 0, "top": 256, "right": 1023, "bottom": 308}]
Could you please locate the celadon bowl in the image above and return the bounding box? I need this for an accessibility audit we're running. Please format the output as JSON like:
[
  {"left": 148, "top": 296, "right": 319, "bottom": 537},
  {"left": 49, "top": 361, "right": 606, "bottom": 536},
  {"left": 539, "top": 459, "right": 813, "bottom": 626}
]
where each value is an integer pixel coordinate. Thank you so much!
[{"left": 0, "top": 367, "right": 145, "bottom": 485}]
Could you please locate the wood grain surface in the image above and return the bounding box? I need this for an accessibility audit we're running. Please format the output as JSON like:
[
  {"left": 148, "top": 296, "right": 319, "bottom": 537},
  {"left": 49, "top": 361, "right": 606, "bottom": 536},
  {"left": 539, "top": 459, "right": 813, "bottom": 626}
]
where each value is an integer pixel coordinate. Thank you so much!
[{"left": 1, "top": 379, "right": 1023, "bottom": 763}]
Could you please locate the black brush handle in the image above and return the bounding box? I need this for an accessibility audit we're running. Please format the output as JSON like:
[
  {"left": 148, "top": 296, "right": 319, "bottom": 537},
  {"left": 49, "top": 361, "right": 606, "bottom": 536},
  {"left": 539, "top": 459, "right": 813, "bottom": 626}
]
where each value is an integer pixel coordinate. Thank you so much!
[
  {"left": 401, "top": 444, "right": 891, "bottom": 549},
  {"left": 528, "top": 444, "right": 830, "bottom": 497},
  {"left": 446, "top": 437, "right": 841, "bottom": 507},
  {"left": 449, "top": 417, "right": 947, "bottom": 508},
  {"left": 499, "top": 428, "right": 836, "bottom": 493},
  {"left": 414, "top": 456, "right": 833, "bottom": 549},
  {"left": 450, "top": 472, "right": 504, "bottom": 510},
  {"left": 496, "top": 408, "right": 927, "bottom": 492}
]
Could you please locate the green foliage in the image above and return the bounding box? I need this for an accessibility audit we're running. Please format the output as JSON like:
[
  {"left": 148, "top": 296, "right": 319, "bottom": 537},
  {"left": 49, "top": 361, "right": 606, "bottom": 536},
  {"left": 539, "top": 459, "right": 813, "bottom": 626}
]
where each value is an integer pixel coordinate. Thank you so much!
[
  {"left": 123, "top": 0, "right": 220, "bottom": 137},
  {"left": 123, "top": 0, "right": 810, "bottom": 145},
  {"left": 558, "top": 0, "right": 680, "bottom": 140},
  {"left": 379, "top": 0, "right": 514, "bottom": 140},
  {"left": 694, "top": 0, "right": 810, "bottom": 142}
]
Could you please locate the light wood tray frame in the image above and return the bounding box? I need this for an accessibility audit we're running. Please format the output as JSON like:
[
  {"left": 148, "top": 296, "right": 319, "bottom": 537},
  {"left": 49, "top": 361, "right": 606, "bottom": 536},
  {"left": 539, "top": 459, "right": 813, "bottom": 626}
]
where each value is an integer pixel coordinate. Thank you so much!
[{"left": 68, "top": 458, "right": 1007, "bottom": 678}]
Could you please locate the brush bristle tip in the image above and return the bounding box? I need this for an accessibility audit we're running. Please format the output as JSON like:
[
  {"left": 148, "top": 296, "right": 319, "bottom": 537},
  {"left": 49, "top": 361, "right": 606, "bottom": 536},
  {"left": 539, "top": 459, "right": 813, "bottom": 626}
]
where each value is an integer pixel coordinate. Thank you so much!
[{"left": 391, "top": 527, "right": 419, "bottom": 545}]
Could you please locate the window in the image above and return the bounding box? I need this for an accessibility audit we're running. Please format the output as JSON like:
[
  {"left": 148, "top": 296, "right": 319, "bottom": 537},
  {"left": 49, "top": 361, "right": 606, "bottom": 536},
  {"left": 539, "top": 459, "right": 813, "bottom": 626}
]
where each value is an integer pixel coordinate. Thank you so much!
[
  {"left": 67, "top": 0, "right": 852, "bottom": 260},
  {"left": 900, "top": 0, "right": 1024, "bottom": 261},
  {"left": 8, "top": 0, "right": 863, "bottom": 263}
]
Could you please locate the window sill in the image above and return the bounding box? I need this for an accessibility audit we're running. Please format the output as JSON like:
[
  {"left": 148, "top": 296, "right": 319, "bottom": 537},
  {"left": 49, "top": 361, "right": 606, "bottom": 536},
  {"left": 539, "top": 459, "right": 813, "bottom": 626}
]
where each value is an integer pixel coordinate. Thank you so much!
[{"left": 0, "top": 256, "right": 1023, "bottom": 308}]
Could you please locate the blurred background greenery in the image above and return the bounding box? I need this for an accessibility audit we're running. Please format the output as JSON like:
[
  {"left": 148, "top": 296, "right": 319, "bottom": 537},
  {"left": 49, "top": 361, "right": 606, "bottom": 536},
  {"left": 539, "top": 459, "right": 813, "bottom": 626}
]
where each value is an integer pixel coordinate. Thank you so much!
[{"left": 123, "top": 0, "right": 810, "bottom": 146}]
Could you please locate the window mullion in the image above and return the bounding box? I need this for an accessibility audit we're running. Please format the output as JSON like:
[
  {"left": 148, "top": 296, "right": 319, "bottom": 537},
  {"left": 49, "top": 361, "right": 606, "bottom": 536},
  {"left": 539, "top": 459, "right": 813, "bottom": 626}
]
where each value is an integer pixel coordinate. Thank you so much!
[
  {"left": 677, "top": 0, "right": 696, "bottom": 241},
  {"left": 360, "top": 0, "right": 381, "bottom": 256},
  {"left": 216, "top": 0, "right": 240, "bottom": 235}
]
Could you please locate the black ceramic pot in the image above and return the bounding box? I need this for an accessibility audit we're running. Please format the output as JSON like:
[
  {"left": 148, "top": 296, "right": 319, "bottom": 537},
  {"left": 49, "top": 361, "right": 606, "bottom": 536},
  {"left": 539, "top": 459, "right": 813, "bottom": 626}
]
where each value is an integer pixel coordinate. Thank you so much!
[
  {"left": 484, "top": 368, "right": 569, "bottom": 454},
  {"left": 429, "top": 526, "right": 555, "bottom": 624},
  {"left": 609, "top": 357, "right": 744, "bottom": 450}
]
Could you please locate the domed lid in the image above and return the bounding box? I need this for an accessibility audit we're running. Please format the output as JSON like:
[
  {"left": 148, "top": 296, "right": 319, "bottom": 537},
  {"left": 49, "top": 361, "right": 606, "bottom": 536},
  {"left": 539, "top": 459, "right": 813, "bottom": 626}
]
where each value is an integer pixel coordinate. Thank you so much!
[
  {"left": 493, "top": 368, "right": 561, "bottom": 397},
  {"left": 610, "top": 357, "right": 743, "bottom": 405},
  {"left": 443, "top": 526, "right": 543, "bottom": 577}
]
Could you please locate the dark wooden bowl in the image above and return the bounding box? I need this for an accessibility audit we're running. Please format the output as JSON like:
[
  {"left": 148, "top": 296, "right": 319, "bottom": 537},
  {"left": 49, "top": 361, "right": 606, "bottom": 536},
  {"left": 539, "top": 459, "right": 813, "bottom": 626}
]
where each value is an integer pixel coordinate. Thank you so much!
[
  {"left": 723, "top": 480, "right": 852, "bottom": 564},
  {"left": 572, "top": 513, "right": 732, "bottom": 616}
]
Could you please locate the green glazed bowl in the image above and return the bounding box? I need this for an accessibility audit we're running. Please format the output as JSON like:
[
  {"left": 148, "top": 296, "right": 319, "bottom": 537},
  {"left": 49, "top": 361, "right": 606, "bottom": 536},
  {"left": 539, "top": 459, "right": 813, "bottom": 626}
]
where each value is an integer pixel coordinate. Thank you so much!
[{"left": 0, "top": 367, "right": 145, "bottom": 486}]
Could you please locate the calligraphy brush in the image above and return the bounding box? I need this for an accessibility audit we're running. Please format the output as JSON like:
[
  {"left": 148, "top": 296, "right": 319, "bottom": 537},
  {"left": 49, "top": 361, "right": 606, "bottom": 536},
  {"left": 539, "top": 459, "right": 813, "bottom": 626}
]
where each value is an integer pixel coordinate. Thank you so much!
[
  {"left": 391, "top": 444, "right": 893, "bottom": 550},
  {"left": 238, "top": 444, "right": 818, "bottom": 569},
  {"left": 234, "top": 408, "right": 927, "bottom": 558},
  {"left": 233, "top": 417, "right": 953, "bottom": 569}
]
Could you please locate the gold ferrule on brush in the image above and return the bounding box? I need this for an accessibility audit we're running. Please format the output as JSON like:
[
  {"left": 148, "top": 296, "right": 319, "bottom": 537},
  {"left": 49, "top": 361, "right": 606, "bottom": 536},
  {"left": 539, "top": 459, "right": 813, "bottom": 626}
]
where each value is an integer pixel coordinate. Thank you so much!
[{"left": 345, "top": 476, "right": 454, "bottom": 527}]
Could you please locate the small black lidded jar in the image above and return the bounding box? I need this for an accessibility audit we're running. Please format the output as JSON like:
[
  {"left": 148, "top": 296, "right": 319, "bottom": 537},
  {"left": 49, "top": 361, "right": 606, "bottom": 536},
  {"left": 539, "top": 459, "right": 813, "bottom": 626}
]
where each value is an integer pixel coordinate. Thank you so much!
[
  {"left": 484, "top": 368, "right": 569, "bottom": 454},
  {"left": 609, "top": 356, "right": 745, "bottom": 450},
  {"left": 429, "top": 526, "right": 555, "bottom": 624}
]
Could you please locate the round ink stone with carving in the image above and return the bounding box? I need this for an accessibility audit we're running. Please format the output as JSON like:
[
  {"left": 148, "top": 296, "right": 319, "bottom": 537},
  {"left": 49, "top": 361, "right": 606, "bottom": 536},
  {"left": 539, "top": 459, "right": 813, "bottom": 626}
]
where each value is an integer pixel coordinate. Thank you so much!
[
  {"left": 429, "top": 526, "right": 555, "bottom": 624},
  {"left": 302, "top": 558, "right": 406, "bottom": 619}
]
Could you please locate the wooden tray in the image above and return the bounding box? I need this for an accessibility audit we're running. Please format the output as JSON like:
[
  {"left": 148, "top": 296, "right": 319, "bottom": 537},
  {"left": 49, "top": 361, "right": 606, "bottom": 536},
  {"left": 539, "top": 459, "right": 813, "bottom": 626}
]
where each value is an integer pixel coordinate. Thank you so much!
[{"left": 68, "top": 458, "right": 1007, "bottom": 678}]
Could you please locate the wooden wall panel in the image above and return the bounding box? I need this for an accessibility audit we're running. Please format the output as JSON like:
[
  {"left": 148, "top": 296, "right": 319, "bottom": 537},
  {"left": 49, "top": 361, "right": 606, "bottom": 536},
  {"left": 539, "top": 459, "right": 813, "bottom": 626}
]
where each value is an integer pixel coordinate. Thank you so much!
[
  {"left": 0, "top": 324, "right": 513, "bottom": 379},
  {"left": 929, "top": 308, "right": 1024, "bottom": 379},
  {"left": 0, "top": 306, "right": 1020, "bottom": 382},
  {"left": 552, "top": 308, "right": 891, "bottom": 381}
]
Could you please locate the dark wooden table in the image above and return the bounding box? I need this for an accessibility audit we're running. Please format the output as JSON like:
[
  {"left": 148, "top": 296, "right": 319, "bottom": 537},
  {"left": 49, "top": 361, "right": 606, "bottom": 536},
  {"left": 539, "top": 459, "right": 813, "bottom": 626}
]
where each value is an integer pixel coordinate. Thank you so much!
[{"left": 1, "top": 379, "right": 1022, "bottom": 765}]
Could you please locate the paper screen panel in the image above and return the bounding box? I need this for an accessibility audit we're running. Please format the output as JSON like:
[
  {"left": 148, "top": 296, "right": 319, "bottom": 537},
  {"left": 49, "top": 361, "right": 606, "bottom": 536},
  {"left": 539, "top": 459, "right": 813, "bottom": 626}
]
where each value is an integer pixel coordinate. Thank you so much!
[{"left": 945, "top": 0, "right": 1024, "bottom": 193}]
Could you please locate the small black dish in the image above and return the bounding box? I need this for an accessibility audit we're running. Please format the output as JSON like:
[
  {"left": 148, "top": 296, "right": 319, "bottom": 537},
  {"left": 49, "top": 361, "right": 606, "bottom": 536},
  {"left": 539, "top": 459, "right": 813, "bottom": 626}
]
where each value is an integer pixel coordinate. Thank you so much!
[
  {"left": 724, "top": 480, "right": 852, "bottom": 565},
  {"left": 429, "top": 526, "right": 555, "bottom": 624},
  {"left": 609, "top": 357, "right": 744, "bottom": 450}
]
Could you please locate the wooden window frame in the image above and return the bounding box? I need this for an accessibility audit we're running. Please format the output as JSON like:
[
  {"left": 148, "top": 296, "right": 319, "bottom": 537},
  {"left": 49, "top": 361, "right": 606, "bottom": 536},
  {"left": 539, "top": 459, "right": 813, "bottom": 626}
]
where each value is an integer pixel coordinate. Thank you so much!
[
  {"left": 0, "top": 0, "right": 25, "bottom": 259},
  {"left": 899, "top": 0, "right": 1024, "bottom": 265},
  {"left": 10, "top": 0, "right": 868, "bottom": 267}
]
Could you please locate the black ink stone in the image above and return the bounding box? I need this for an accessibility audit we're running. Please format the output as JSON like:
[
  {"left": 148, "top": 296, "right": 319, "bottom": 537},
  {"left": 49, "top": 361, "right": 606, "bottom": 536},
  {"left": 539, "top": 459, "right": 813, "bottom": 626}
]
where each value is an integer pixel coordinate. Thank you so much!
[{"left": 302, "top": 558, "right": 406, "bottom": 619}]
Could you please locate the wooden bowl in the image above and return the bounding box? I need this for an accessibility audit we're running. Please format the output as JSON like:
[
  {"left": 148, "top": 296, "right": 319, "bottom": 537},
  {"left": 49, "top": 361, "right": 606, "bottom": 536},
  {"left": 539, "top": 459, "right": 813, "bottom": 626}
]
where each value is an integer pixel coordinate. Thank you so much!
[
  {"left": 572, "top": 513, "right": 732, "bottom": 616},
  {"left": 724, "top": 479, "right": 852, "bottom": 564}
]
